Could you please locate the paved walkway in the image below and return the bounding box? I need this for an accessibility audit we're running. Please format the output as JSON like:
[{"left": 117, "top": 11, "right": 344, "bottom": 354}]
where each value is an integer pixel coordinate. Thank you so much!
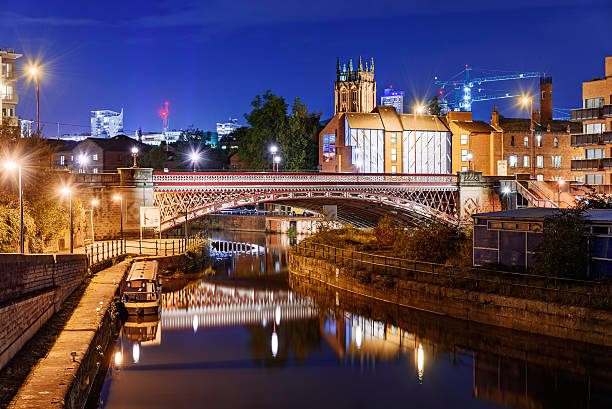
[{"left": 9, "top": 261, "right": 131, "bottom": 409}]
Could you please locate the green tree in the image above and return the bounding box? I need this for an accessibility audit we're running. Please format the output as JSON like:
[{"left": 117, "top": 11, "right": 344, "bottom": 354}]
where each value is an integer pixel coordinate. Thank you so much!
[
  {"left": 135, "top": 145, "right": 168, "bottom": 170},
  {"left": 533, "top": 209, "right": 590, "bottom": 279},
  {"left": 282, "top": 98, "right": 321, "bottom": 170},
  {"left": 426, "top": 96, "right": 443, "bottom": 116},
  {"left": 393, "top": 223, "right": 468, "bottom": 264},
  {"left": 575, "top": 186, "right": 612, "bottom": 209}
]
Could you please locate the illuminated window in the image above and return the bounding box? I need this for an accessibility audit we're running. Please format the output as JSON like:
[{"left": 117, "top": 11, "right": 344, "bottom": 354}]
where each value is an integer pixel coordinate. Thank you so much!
[
  {"left": 537, "top": 155, "right": 544, "bottom": 168},
  {"left": 537, "top": 174, "right": 544, "bottom": 181},
  {"left": 391, "top": 148, "right": 397, "bottom": 162},
  {"left": 524, "top": 136, "right": 529, "bottom": 147},
  {"left": 509, "top": 155, "right": 518, "bottom": 168},
  {"left": 553, "top": 137, "right": 558, "bottom": 148},
  {"left": 461, "top": 149, "right": 468, "bottom": 162},
  {"left": 60, "top": 155, "right": 65, "bottom": 165},
  {"left": 551, "top": 155, "right": 561, "bottom": 168},
  {"left": 93, "top": 168, "right": 98, "bottom": 174},
  {"left": 92, "top": 154, "right": 98, "bottom": 161},
  {"left": 461, "top": 166, "right": 468, "bottom": 171},
  {"left": 536, "top": 134, "right": 542, "bottom": 147},
  {"left": 391, "top": 165, "right": 397, "bottom": 174},
  {"left": 523, "top": 155, "right": 529, "bottom": 168},
  {"left": 460, "top": 134, "right": 468, "bottom": 145},
  {"left": 390, "top": 133, "right": 397, "bottom": 144}
]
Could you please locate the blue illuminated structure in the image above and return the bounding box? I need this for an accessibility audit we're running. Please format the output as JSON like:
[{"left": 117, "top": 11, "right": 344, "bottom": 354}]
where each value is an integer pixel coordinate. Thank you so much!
[{"left": 380, "top": 86, "right": 405, "bottom": 113}]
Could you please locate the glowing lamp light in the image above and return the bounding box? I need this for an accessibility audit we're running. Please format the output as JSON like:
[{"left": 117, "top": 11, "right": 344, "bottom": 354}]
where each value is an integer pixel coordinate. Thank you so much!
[
  {"left": 521, "top": 96, "right": 530, "bottom": 105},
  {"left": 91, "top": 199, "right": 99, "bottom": 206},
  {"left": 415, "top": 105, "right": 425, "bottom": 114},
  {"left": 271, "top": 331, "right": 278, "bottom": 357},
  {"left": 417, "top": 343, "right": 424, "bottom": 382},
  {"left": 132, "top": 343, "right": 140, "bottom": 364},
  {"left": 559, "top": 180, "right": 565, "bottom": 186},
  {"left": 4, "top": 161, "right": 18, "bottom": 170},
  {"left": 189, "top": 151, "right": 200, "bottom": 163},
  {"left": 274, "top": 156, "right": 281, "bottom": 164},
  {"left": 79, "top": 154, "right": 88, "bottom": 165},
  {"left": 113, "top": 195, "right": 121, "bottom": 201},
  {"left": 275, "top": 305, "right": 281, "bottom": 326},
  {"left": 60, "top": 187, "right": 71, "bottom": 196},
  {"left": 466, "top": 153, "right": 473, "bottom": 161},
  {"left": 114, "top": 351, "right": 122, "bottom": 366},
  {"left": 131, "top": 147, "right": 139, "bottom": 155},
  {"left": 502, "top": 186, "right": 511, "bottom": 194},
  {"left": 28, "top": 66, "right": 39, "bottom": 76},
  {"left": 269, "top": 145, "right": 278, "bottom": 154}
]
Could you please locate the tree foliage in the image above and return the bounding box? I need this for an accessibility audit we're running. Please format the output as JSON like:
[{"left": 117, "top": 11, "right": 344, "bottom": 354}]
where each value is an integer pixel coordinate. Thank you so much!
[
  {"left": 393, "top": 223, "right": 471, "bottom": 264},
  {"left": 235, "top": 91, "right": 321, "bottom": 170},
  {"left": 575, "top": 186, "right": 612, "bottom": 209},
  {"left": 533, "top": 209, "right": 590, "bottom": 279},
  {"left": 426, "top": 96, "right": 443, "bottom": 116}
]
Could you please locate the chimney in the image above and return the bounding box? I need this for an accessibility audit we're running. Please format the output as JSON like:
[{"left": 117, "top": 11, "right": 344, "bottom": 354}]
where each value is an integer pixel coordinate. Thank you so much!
[
  {"left": 539, "top": 76, "right": 553, "bottom": 121},
  {"left": 491, "top": 106, "right": 499, "bottom": 127},
  {"left": 606, "top": 56, "right": 612, "bottom": 78}
]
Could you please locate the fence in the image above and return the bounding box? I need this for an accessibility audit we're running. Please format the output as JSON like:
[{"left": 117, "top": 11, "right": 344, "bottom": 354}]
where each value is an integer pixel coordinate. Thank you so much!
[
  {"left": 293, "top": 241, "right": 612, "bottom": 310},
  {"left": 84, "top": 234, "right": 207, "bottom": 266}
]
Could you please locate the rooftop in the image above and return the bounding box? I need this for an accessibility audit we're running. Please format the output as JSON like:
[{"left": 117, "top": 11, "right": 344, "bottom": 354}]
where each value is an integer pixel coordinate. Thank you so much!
[
  {"left": 474, "top": 208, "right": 612, "bottom": 222},
  {"left": 497, "top": 116, "right": 581, "bottom": 133}
]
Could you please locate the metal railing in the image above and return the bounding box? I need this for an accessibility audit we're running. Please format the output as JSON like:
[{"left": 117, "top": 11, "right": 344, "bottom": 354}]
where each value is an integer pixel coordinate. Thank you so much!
[
  {"left": 293, "top": 241, "right": 612, "bottom": 310},
  {"left": 512, "top": 181, "right": 559, "bottom": 208},
  {"left": 84, "top": 234, "right": 206, "bottom": 266}
]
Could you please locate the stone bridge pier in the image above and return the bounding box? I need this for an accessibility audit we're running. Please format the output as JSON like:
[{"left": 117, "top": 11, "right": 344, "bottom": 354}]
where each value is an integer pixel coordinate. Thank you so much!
[
  {"left": 456, "top": 171, "right": 502, "bottom": 223},
  {"left": 73, "top": 168, "right": 155, "bottom": 240}
]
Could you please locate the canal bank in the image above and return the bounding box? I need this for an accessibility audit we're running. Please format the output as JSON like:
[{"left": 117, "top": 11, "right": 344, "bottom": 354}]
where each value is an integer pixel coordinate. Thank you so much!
[{"left": 289, "top": 248, "right": 612, "bottom": 347}]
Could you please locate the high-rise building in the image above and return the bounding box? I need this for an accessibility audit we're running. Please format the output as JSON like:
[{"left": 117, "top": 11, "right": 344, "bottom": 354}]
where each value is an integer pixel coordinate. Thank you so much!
[
  {"left": 216, "top": 118, "right": 240, "bottom": 141},
  {"left": 19, "top": 119, "right": 33, "bottom": 138},
  {"left": 0, "top": 47, "right": 22, "bottom": 126},
  {"left": 570, "top": 56, "right": 612, "bottom": 185},
  {"left": 334, "top": 56, "right": 376, "bottom": 114},
  {"left": 91, "top": 108, "right": 124, "bottom": 138},
  {"left": 381, "top": 86, "right": 404, "bottom": 114}
]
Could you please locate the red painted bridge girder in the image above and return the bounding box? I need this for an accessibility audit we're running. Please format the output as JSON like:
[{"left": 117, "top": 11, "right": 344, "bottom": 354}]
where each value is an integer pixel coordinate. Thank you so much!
[{"left": 153, "top": 172, "right": 459, "bottom": 231}]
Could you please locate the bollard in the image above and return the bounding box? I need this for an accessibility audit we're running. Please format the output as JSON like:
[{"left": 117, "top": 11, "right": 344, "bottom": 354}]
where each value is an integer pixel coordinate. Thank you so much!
[
  {"left": 156, "top": 241, "right": 158, "bottom": 256},
  {"left": 165, "top": 241, "right": 167, "bottom": 256}
]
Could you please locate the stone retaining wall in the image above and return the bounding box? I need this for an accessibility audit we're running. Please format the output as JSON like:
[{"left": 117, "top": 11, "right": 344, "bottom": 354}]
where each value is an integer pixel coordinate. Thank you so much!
[
  {"left": 289, "top": 252, "right": 612, "bottom": 347},
  {"left": 0, "top": 254, "right": 88, "bottom": 370}
]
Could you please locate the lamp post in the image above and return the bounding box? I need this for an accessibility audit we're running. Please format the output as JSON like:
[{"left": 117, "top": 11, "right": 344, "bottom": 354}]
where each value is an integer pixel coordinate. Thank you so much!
[
  {"left": 131, "top": 147, "right": 138, "bottom": 167},
  {"left": 90, "top": 200, "right": 98, "bottom": 243},
  {"left": 269, "top": 145, "right": 278, "bottom": 171},
  {"left": 61, "top": 188, "right": 73, "bottom": 253},
  {"left": 28, "top": 66, "right": 40, "bottom": 136},
  {"left": 113, "top": 195, "right": 123, "bottom": 244},
  {"left": 521, "top": 96, "right": 535, "bottom": 179},
  {"left": 79, "top": 153, "right": 88, "bottom": 173},
  {"left": 557, "top": 180, "right": 565, "bottom": 206},
  {"left": 274, "top": 155, "right": 281, "bottom": 172},
  {"left": 413, "top": 105, "right": 425, "bottom": 174},
  {"left": 502, "top": 186, "right": 512, "bottom": 210},
  {"left": 466, "top": 153, "right": 473, "bottom": 171},
  {"left": 4, "top": 161, "right": 24, "bottom": 253},
  {"left": 189, "top": 151, "right": 200, "bottom": 172}
]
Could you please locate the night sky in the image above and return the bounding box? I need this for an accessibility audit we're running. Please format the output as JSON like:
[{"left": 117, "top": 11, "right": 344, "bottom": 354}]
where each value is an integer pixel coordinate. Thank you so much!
[{"left": 2, "top": 0, "right": 611, "bottom": 137}]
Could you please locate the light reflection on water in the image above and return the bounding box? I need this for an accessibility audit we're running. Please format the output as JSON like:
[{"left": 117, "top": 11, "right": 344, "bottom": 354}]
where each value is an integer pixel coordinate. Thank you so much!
[{"left": 91, "top": 232, "right": 612, "bottom": 409}]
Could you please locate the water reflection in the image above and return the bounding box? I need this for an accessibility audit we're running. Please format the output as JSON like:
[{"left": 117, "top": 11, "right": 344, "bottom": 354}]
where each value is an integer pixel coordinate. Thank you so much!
[{"left": 91, "top": 232, "right": 612, "bottom": 409}]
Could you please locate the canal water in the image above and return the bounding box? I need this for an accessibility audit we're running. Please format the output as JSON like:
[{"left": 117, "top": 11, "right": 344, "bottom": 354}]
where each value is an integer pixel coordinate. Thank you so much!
[{"left": 91, "top": 232, "right": 611, "bottom": 409}]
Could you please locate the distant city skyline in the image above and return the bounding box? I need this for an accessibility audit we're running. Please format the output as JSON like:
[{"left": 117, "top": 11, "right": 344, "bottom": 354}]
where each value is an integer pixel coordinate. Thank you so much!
[{"left": 2, "top": 0, "right": 612, "bottom": 136}]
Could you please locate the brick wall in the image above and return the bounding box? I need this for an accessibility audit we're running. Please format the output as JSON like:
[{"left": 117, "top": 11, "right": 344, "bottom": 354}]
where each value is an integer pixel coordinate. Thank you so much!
[{"left": 0, "top": 253, "right": 88, "bottom": 370}]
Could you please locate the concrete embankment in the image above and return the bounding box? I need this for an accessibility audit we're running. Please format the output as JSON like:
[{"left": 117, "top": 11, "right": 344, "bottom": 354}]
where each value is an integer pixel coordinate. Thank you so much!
[
  {"left": 9, "top": 260, "right": 130, "bottom": 409},
  {"left": 0, "top": 254, "right": 88, "bottom": 371},
  {"left": 289, "top": 253, "right": 612, "bottom": 347}
]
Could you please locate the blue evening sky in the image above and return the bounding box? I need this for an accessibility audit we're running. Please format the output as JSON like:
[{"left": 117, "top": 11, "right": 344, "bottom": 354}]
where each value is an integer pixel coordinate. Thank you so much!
[{"left": 1, "top": 0, "right": 611, "bottom": 136}]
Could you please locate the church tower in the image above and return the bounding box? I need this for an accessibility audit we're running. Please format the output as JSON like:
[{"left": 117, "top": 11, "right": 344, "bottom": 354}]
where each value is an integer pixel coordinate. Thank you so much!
[{"left": 334, "top": 56, "right": 376, "bottom": 114}]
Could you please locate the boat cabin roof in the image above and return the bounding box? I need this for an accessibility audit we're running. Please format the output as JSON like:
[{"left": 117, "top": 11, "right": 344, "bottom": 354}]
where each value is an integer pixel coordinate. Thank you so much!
[{"left": 127, "top": 260, "right": 158, "bottom": 281}]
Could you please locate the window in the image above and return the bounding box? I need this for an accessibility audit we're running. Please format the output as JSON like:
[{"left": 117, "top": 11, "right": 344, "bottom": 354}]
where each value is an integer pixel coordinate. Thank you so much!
[
  {"left": 461, "top": 166, "right": 468, "bottom": 171},
  {"left": 510, "top": 135, "right": 515, "bottom": 146},
  {"left": 322, "top": 134, "right": 336, "bottom": 162},
  {"left": 523, "top": 155, "right": 529, "bottom": 168},
  {"left": 92, "top": 154, "right": 98, "bottom": 161},
  {"left": 585, "top": 148, "right": 605, "bottom": 159},
  {"left": 509, "top": 155, "right": 518, "bottom": 168},
  {"left": 460, "top": 134, "right": 468, "bottom": 145},
  {"left": 537, "top": 174, "right": 544, "bottom": 181},
  {"left": 391, "top": 148, "right": 397, "bottom": 162},
  {"left": 537, "top": 155, "right": 544, "bottom": 168},
  {"left": 553, "top": 137, "right": 558, "bottom": 148},
  {"left": 92, "top": 168, "right": 98, "bottom": 174},
  {"left": 461, "top": 149, "right": 468, "bottom": 162},
  {"left": 536, "top": 134, "right": 542, "bottom": 147},
  {"left": 585, "top": 174, "right": 605, "bottom": 185},
  {"left": 551, "top": 155, "right": 561, "bottom": 168},
  {"left": 585, "top": 97, "right": 604, "bottom": 108},
  {"left": 391, "top": 165, "right": 397, "bottom": 174},
  {"left": 390, "top": 133, "right": 397, "bottom": 144},
  {"left": 524, "top": 136, "right": 529, "bottom": 147},
  {"left": 1, "top": 85, "right": 13, "bottom": 99},
  {"left": 60, "top": 155, "right": 65, "bottom": 165},
  {"left": 585, "top": 123, "right": 604, "bottom": 134}
]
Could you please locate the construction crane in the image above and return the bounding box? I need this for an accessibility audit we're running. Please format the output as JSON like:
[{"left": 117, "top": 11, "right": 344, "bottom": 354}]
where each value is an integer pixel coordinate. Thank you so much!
[{"left": 435, "top": 66, "right": 541, "bottom": 112}]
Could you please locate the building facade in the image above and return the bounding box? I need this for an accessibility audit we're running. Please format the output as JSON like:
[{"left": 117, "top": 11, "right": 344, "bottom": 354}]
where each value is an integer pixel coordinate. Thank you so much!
[
  {"left": 0, "top": 47, "right": 21, "bottom": 125},
  {"left": 216, "top": 118, "right": 240, "bottom": 141},
  {"left": 334, "top": 57, "right": 376, "bottom": 114},
  {"left": 380, "top": 86, "right": 404, "bottom": 114},
  {"left": 319, "top": 105, "right": 452, "bottom": 174},
  {"left": 91, "top": 109, "right": 124, "bottom": 138},
  {"left": 570, "top": 56, "right": 612, "bottom": 185}
]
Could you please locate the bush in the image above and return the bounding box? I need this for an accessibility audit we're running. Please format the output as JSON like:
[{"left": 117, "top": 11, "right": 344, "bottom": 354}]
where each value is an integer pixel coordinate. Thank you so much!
[
  {"left": 372, "top": 216, "right": 399, "bottom": 248},
  {"left": 393, "top": 223, "right": 471, "bottom": 265}
]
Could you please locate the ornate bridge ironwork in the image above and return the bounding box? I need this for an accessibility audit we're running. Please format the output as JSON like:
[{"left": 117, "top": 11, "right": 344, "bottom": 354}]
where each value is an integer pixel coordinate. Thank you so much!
[{"left": 153, "top": 172, "right": 459, "bottom": 231}]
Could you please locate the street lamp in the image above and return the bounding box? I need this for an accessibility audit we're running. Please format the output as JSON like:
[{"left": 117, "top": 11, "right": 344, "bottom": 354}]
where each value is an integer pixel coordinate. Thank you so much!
[
  {"left": 557, "top": 180, "right": 565, "bottom": 206},
  {"left": 61, "top": 187, "right": 73, "bottom": 253},
  {"left": 4, "top": 161, "right": 24, "bottom": 253},
  {"left": 90, "top": 200, "right": 98, "bottom": 243},
  {"left": 520, "top": 95, "right": 535, "bottom": 179},
  {"left": 189, "top": 151, "right": 200, "bottom": 172},
  {"left": 502, "top": 185, "right": 512, "bottom": 210},
  {"left": 274, "top": 155, "right": 281, "bottom": 172},
  {"left": 413, "top": 104, "right": 425, "bottom": 174},
  {"left": 28, "top": 65, "right": 40, "bottom": 136},
  {"left": 269, "top": 145, "right": 278, "bottom": 171},
  {"left": 131, "top": 147, "right": 139, "bottom": 167},
  {"left": 466, "top": 152, "right": 473, "bottom": 171},
  {"left": 113, "top": 195, "right": 123, "bottom": 244}
]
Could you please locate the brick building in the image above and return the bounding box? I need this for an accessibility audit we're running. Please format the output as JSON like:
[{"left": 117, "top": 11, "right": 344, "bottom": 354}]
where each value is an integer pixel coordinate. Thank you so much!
[
  {"left": 334, "top": 56, "right": 376, "bottom": 114},
  {"left": 447, "top": 111, "right": 499, "bottom": 174},
  {"left": 570, "top": 56, "right": 612, "bottom": 185}
]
